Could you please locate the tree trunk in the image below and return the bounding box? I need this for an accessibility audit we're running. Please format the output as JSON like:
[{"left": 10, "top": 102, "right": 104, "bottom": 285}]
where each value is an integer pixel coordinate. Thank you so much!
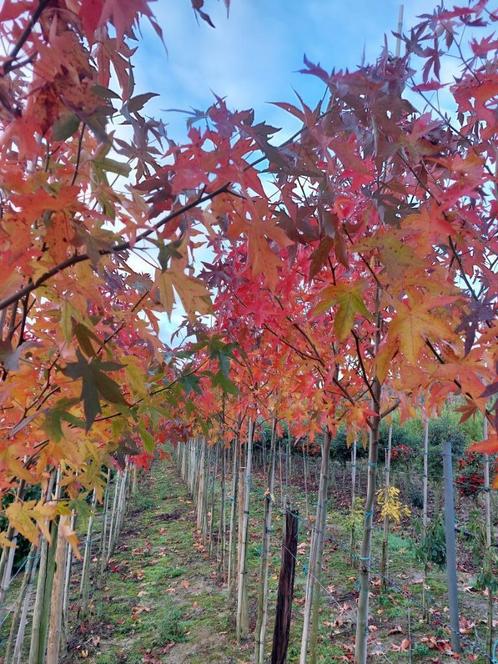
[
  {"left": 228, "top": 436, "right": 240, "bottom": 597},
  {"left": 80, "top": 490, "right": 97, "bottom": 615},
  {"left": 299, "top": 430, "right": 332, "bottom": 664},
  {"left": 236, "top": 417, "right": 254, "bottom": 642},
  {"left": 442, "top": 438, "right": 461, "bottom": 654},
  {"left": 483, "top": 417, "right": 493, "bottom": 660},
  {"left": 255, "top": 416, "right": 277, "bottom": 663},
  {"left": 218, "top": 442, "right": 227, "bottom": 576},
  {"left": 354, "top": 387, "right": 382, "bottom": 664},
  {"left": 380, "top": 424, "right": 393, "bottom": 589},
  {"left": 4, "top": 546, "right": 36, "bottom": 664},
  {"left": 422, "top": 415, "right": 430, "bottom": 619},
  {"left": 46, "top": 516, "right": 70, "bottom": 664},
  {"left": 350, "top": 439, "right": 357, "bottom": 565}
]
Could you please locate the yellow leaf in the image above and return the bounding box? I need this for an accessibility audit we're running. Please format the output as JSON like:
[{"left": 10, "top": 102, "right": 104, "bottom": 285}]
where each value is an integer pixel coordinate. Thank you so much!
[
  {"left": 0, "top": 531, "right": 15, "bottom": 548},
  {"left": 155, "top": 269, "right": 174, "bottom": 315},
  {"left": 387, "top": 297, "right": 455, "bottom": 364},
  {"left": 6, "top": 500, "right": 57, "bottom": 545},
  {"left": 125, "top": 358, "right": 147, "bottom": 397},
  {"left": 60, "top": 517, "right": 82, "bottom": 560},
  {"left": 313, "top": 283, "right": 370, "bottom": 341}
]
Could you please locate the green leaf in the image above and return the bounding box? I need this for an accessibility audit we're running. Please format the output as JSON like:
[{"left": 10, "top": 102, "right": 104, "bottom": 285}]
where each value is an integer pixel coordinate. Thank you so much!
[
  {"left": 138, "top": 423, "right": 155, "bottom": 453},
  {"left": 211, "top": 370, "right": 238, "bottom": 395},
  {"left": 52, "top": 113, "right": 80, "bottom": 141},
  {"left": 99, "top": 157, "right": 130, "bottom": 177},
  {"left": 180, "top": 374, "right": 201, "bottom": 395},
  {"left": 309, "top": 236, "right": 334, "bottom": 279},
  {"left": 62, "top": 352, "right": 125, "bottom": 430},
  {"left": 74, "top": 322, "right": 98, "bottom": 357},
  {"left": 126, "top": 92, "right": 159, "bottom": 113},
  {"left": 313, "top": 283, "right": 370, "bottom": 341},
  {"left": 92, "top": 84, "right": 120, "bottom": 100}
]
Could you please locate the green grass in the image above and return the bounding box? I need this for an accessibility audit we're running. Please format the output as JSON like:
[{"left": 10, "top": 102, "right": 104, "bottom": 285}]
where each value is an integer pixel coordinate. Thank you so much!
[{"left": 62, "top": 456, "right": 492, "bottom": 664}]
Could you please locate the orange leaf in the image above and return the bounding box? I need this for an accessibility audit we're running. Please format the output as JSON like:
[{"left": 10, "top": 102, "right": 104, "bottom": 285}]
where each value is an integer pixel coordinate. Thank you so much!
[{"left": 469, "top": 434, "right": 498, "bottom": 455}]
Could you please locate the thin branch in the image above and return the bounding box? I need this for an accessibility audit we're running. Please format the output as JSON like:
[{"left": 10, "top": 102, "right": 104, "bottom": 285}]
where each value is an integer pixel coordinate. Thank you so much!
[
  {"left": 2, "top": 0, "right": 51, "bottom": 75},
  {"left": 0, "top": 183, "right": 233, "bottom": 312},
  {"left": 352, "top": 329, "right": 376, "bottom": 404}
]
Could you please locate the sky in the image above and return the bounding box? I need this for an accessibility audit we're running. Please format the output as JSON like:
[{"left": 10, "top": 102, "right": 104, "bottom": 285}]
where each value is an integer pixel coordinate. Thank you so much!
[
  {"left": 128, "top": 0, "right": 447, "bottom": 343},
  {"left": 133, "top": 0, "right": 441, "bottom": 141}
]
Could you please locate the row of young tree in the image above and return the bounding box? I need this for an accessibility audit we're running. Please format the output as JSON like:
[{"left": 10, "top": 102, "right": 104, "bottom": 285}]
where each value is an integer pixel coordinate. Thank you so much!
[
  {"left": 0, "top": 466, "right": 133, "bottom": 663},
  {"left": 0, "top": 1, "right": 496, "bottom": 663},
  {"left": 165, "top": 390, "right": 496, "bottom": 662}
]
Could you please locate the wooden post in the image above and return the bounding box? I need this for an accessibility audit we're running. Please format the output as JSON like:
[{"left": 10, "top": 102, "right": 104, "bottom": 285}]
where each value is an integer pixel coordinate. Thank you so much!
[
  {"left": 271, "top": 506, "right": 299, "bottom": 664},
  {"left": 442, "top": 438, "right": 461, "bottom": 654}
]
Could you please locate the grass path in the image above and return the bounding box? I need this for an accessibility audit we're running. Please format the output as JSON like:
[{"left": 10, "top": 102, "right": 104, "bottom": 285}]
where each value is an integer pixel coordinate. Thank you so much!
[
  {"left": 63, "top": 458, "right": 492, "bottom": 663},
  {"left": 65, "top": 461, "right": 244, "bottom": 664}
]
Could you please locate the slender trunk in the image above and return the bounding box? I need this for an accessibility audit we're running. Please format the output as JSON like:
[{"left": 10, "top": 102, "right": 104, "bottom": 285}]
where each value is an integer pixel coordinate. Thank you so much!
[
  {"left": 29, "top": 472, "right": 59, "bottom": 664},
  {"left": 271, "top": 506, "right": 299, "bottom": 664},
  {"left": 37, "top": 520, "right": 59, "bottom": 664},
  {"left": 422, "top": 416, "right": 430, "bottom": 619},
  {"left": 99, "top": 469, "right": 111, "bottom": 581},
  {"left": 236, "top": 418, "right": 254, "bottom": 642},
  {"left": 255, "top": 416, "right": 277, "bottom": 663},
  {"left": 106, "top": 471, "right": 120, "bottom": 561},
  {"left": 354, "top": 281, "right": 382, "bottom": 664},
  {"left": 114, "top": 461, "right": 129, "bottom": 546},
  {"left": 279, "top": 439, "right": 284, "bottom": 506},
  {"left": 4, "top": 547, "right": 36, "bottom": 664},
  {"left": 350, "top": 439, "right": 357, "bottom": 565},
  {"left": 0, "top": 482, "right": 26, "bottom": 615},
  {"left": 483, "top": 417, "right": 493, "bottom": 660},
  {"left": 46, "top": 516, "right": 70, "bottom": 664},
  {"left": 299, "top": 430, "right": 332, "bottom": 664},
  {"left": 12, "top": 551, "right": 37, "bottom": 664},
  {"left": 61, "top": 511, "right": 76, "bottom": 655},
  {"left": 228, "top": 437, "right": 240, "bottom": 597},
  {"left": 303, "top": 442, "right": 309, "bottom": 520},
  {"left": 442, "top": 438, "right": 461, "bottom": 654},
  {"left": 218, "top": 443, "right": 227, "bottom": 575},
  {"left": 380, "top": 424, "right": 393, "bottom": 589},
  {"left": 197, "top": 441, "right": 207, "bottom": 536},
  {"left": 208, "top": 444, "right": 219, "bottom": 556},
  {"left": 80, "top": 490, "right": 97, "bottom": 615}
]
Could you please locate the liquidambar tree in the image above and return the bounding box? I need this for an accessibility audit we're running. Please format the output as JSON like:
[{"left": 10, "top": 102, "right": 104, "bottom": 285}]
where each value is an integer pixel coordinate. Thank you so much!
[{"left": 0, "top": 2, "right": 497, "bottom": 664}]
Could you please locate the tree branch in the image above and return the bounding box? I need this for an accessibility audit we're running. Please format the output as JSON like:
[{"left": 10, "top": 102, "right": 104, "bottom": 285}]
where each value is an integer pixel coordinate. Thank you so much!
[{"left": 0, "top": 183, "right": 233, "bottom": 312}]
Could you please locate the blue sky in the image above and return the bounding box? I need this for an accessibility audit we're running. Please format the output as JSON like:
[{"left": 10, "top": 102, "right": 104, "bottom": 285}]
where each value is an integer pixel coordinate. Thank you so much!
[
  {"left": 129, "top": 0, "right": 445, "bottom": 343},
  {"left": 134, "top": 0, "right": 440, "bottom": 141}
]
